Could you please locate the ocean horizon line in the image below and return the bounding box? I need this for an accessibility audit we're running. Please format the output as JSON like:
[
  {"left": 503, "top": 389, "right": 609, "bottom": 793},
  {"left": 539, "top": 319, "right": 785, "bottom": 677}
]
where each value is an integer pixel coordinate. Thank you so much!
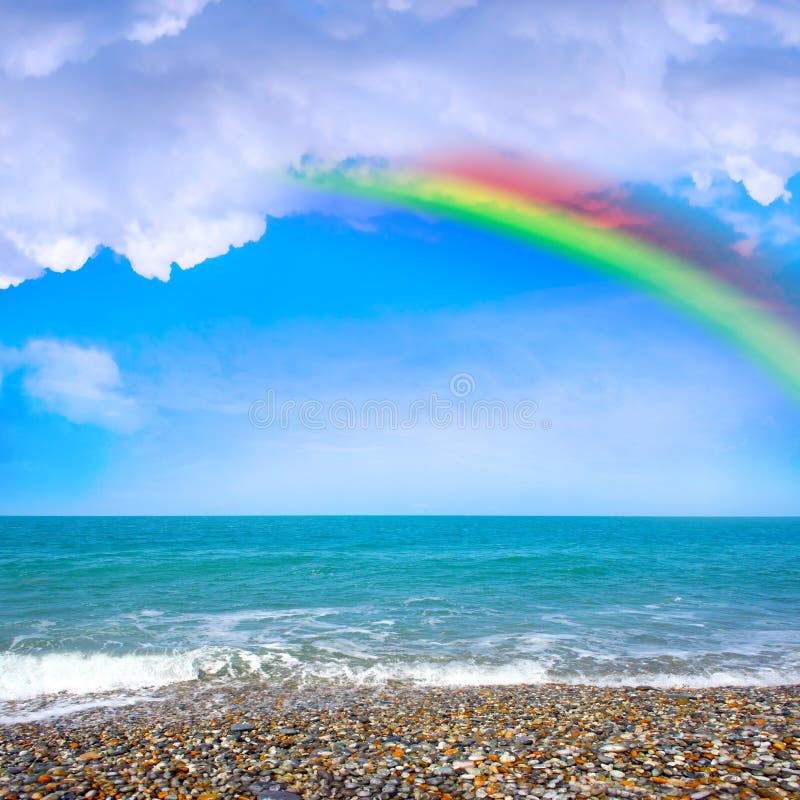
[{"left": 2, "top": 513, "right": 800, "bottom": 519}]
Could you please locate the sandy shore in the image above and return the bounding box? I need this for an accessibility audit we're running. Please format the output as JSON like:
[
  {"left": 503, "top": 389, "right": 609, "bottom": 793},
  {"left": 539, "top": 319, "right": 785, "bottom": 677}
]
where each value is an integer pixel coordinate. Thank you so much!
[{"left": 1, "top": 682, "right": 799, "bottom": 799}]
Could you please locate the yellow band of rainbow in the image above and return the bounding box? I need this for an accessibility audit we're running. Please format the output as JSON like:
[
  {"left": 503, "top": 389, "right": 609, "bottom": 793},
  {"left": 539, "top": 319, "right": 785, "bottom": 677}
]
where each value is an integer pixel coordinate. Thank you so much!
[{"left": 303, "top": 166, "right": 800, "bottom": 403}]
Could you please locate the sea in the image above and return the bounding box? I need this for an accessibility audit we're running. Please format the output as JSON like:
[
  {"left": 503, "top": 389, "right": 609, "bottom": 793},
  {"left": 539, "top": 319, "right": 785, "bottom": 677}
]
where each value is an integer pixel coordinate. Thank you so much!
[{"left": 1, "top": 516, "right": 798, "bottom": 723}]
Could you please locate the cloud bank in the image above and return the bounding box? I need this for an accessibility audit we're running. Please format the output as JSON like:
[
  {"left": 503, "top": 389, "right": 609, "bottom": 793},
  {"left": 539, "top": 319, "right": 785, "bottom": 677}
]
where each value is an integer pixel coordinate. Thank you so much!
[{"left": 0, "top": 0, "right": 798, "bottom": 287}]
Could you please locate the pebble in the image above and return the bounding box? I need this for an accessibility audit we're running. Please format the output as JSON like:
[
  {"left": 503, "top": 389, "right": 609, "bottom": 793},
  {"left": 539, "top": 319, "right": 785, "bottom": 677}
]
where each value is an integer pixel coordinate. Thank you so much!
[{"left": 0, "top": 682, "right": 798, "bottom": 800}]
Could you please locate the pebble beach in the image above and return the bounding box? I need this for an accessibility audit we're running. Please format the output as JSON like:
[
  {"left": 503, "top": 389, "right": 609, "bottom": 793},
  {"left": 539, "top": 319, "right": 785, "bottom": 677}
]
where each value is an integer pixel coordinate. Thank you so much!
[{"left": 1, "top": 682, "right": 799, "bottom": 800}]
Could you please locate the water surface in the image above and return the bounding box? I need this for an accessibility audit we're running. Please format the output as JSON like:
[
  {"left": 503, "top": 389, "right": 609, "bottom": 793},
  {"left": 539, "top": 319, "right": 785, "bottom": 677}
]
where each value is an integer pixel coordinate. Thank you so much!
[{"left": 1, "top": 516, "right": 798, "bottom": 717}]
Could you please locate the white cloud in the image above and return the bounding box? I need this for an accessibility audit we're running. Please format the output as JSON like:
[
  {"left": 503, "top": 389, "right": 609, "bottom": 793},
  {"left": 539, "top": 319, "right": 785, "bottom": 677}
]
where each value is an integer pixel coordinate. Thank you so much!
[
  {"left": 0, "top": 234, "right": 42, "bottom": 289},
  {"left": 722, "top": 207, "right": 800, "bottom": 251},
  {"left": 373, "top": 0, "right": 478, "bottom": 21},
  {"left": 1, "top": 22, "right": 85, "bottom": 79},
  {"left": 8, "top": 233, "right": 97, "bottom": 276},
  {"left": 774, "top": 130, "right": 800, "bottom": 158},
  {"left": 662, "top": 0, "right": 728, "bottom": 45},
  {"left": 0, "top": 1, "right": 216, "bottom": 78},
  {"left": 691, "top": 169, "right": 713, "bottom": 191},
  {"left": 757, "top": 0, "right": 800, "bottom": 45},
  {"left": 127, "top": 0, "right": 217, "bottom": 44},
  {"left": 123, "top": 210, "right": 266, "bottom": 280},
  {"left": 0, "top": 344, "right": 22, "bottom": 386},
  {"left": 0, "top": 339, "right": 144, "bottom": 431},
  {"left": 724, "top": 154, "right": 792, "bottom": 205},
  {"left": 0, "top": 0, "right": 798, "bottom": 287}
]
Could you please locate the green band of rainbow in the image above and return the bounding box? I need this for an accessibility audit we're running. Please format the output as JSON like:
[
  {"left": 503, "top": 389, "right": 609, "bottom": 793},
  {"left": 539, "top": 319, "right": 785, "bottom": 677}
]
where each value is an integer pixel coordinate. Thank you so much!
[{"left": 304, "top": 167, "right": 800, "bottom": 403}]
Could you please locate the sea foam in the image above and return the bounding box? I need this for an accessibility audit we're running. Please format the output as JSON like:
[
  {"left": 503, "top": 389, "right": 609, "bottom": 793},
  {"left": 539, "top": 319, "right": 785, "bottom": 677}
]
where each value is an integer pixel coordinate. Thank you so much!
[
  {"left": 0, "top": 652, "right": 198, "bottom": 701},
  {"left": 2, "top": 648, "right": 799, "bottom": 712}
]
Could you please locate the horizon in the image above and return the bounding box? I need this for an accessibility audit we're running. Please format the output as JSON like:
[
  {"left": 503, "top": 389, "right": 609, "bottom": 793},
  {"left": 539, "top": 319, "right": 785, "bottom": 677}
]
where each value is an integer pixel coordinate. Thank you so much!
[{"left": 2, "top": 513, "right": 799, "bottom": 519}]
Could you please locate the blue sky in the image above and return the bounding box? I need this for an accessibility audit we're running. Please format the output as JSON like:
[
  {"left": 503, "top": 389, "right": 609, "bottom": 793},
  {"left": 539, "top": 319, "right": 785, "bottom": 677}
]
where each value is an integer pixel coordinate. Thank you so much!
[
  {"left": 0, "top": 0, "right": 799, "bottom": 513},
  {"left": 2, "top": 211, "right": 799, "bottom": 514}
]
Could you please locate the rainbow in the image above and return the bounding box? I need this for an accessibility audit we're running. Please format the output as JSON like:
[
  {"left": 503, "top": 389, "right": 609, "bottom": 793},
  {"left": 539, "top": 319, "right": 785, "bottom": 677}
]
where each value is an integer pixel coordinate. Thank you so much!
[{"left": 301, "top": 157, "right": 800, "bottom": 402}]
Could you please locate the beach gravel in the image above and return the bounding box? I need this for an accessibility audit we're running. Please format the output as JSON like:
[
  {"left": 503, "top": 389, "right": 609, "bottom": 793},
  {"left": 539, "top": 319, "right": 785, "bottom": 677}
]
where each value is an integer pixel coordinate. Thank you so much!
[{"left": 1, "top": 683, "right": 799, "bottom": 799}]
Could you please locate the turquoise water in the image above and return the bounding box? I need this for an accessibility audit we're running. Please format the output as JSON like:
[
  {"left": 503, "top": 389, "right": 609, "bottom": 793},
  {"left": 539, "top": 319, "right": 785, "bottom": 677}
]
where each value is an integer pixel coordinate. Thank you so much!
[{"left": 1, "top": 516, "right": 799, "bottom": 714}]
